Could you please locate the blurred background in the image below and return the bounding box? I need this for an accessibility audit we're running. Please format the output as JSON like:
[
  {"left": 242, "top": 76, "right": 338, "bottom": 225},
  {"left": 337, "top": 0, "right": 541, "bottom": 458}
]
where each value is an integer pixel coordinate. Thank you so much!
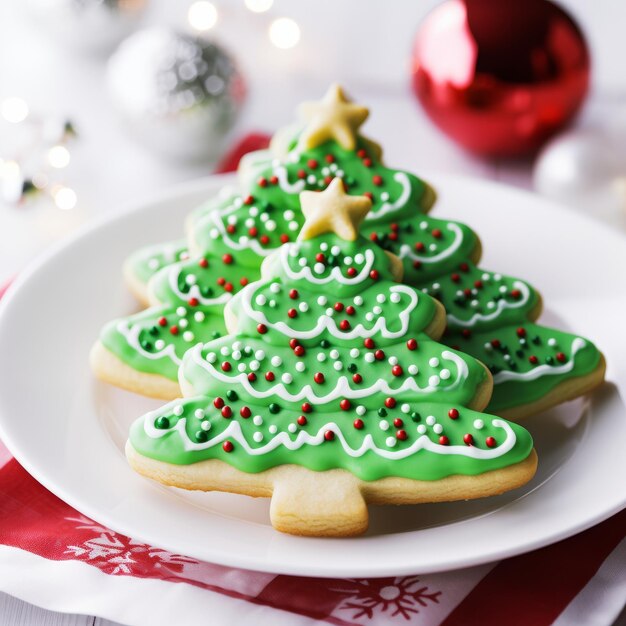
[{"left": 1, "top": 0, "right": 625, "bottom": 283}]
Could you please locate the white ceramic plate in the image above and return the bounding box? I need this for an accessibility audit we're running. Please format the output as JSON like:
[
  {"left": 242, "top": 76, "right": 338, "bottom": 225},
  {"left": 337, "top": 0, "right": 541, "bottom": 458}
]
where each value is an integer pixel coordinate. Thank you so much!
[{"left": 0, "top": 173, "right": 624, "bottom": 578}]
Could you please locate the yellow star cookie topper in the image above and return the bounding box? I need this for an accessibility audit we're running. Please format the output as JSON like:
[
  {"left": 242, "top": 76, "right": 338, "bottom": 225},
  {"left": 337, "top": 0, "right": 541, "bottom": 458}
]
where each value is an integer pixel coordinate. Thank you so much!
[
  {"left": 297, "top": 84, "right": 369, "bottom": 152},
  {"left": 298, "top": 178, "right": 372, "bottom": 242}
]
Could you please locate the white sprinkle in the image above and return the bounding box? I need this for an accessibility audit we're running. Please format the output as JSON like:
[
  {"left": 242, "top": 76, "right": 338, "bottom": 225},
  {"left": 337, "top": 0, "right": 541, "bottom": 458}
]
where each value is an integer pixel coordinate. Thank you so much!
[
  {"left": 256, "top": 294, "right": 267, "bottom": 306},
  {"left": 333, "top": 361, "right": 343, "bottom": 371},
  {"left": 408, "top": 365, "right": 418, "bottom": 375},
  {"left": 381, "top": 192, "right": 389, "bottom": 201},
  {"left": 429, "top": 375, "right": 440, "bottom": 386},
  {"left": 317, "top": 353, "right": 326, "bottom": 362},
  {"left": 314, "top": 263, "right": 325, "bottom": 274},
  {"left": 326, "top": 308, "right": 334, "bottom": 316},
  {"left": 353, "top": 296, "right": 363, "bottom": 305},
  {"left": 245, "top": 217, "right": 254, "bottom": 228},
  {"left": 155, "top": 340, "right": 165, "bottom": 350},
  {"left": 401, "top": 403, "right": 410, "bottom": 413},
  {"left": 390, "top": 293, "right": 401, "bottom": 304},
  {"left": 388, "top": 356, "right": 398, "bottom": 366},
  {"left": 206, "top": 352, "right": 217, "bottom": 363},
  {"left": 429, "top": 243, "right": 437, "bottom": 252},
  {"left": 284, "top": 210, "right": 294, "bottom": 220},
  {"left": 194, "top": 311, "right": 205, "bottom": 322},
  {"left": 271, "top": 356, "right": 282, "bottom": 367},
  {"left": 179, "top": 318, "right": 189, "bottom": 329},
  {"left": 269, "top": 300, "right": 277, "bottom": 308},
  {"left": 249, "top": 360, "right": 260, "bottom": 371},
  {"left": 426, "top": 415, "right": 436, "bottom": 426},
  {"left": 386, "top": 436, "right": 397, "bottom": 447},
  {"left": 499, "top": 286, "right": 508, "bottom": 293},
  {"left": 270, "top": 282, "right": 281, "bottom": 293},
  {"left": 173, "top": 405, "right": 183, "bottom": 416},
  {"left": 320, "top": 242, "right": 329, "bottom": 251},
  {"left": 376, "top": 294, "right": 386, "bottom": 303},
  {"left": 299, "top": 302, "right": 309, "bottom": 312},
  {"left": 288, "top": 423, "right": 297, "bottom": 433},
  {"left": 365, "top": 312, "right": 374, "bottom": 322},
  {"left": 350, "top": 348, "right": 360, "bottom": 358},
  {"left": 417, "top": 425, "right": 427, "bottom": 434},
  {"left": 253, "top": 415, "right": 263, "bottom": 426},
  {"left": 330, "top": 349, "right": 340, "bottom": 359},
  {"left": 201, "top": 420, "right": 211, "bottom": 431},
  {"left": 548, "top": 338, "right": 557, "bottom": 347},
  {"left": 474, "top": 419, "right": 484, "bottom": 429},
  {"left": 420, "top": 220, "right": 428, "bottom": 230},
  {"left": 484, "top": 343, "right": 493, "bottom": 352},
  {"left": 299, "top": 258, "right": 307, "bottom": 267},
  {"left": 209, "top": 228, "right": 219, "bottom": 239},
  {"left": 307, "top": 175, "right": 316, "bottom": 184},
  {"left": 282, "top": 373, "right": 292, "bottom": 384},
  {"left": 331, "top": 245, "right": 340, "bottom": 255},
  {"left": 176, "top": 306, "right": 187, "bottom": 317},
  {"left": 317, "top": 296, "right": 327, "bottom": 306},
  {"left": 355, "top": 254, "right": 364, "bottom": 264},
  {"left": 220, "top": 346, "right": 230, "bottom": 356},
  {"left": 289, "top": 221, "right": 299, "bottom": 231},
  {"left": 185, "top": 274, "right": 197, "bottom": 285},
  {"left": 433, "top": 424, "right": 443, "bottom": 434},
  {"left": 344, "top": 256, "right": 353, "bottom": 265},
  {"left": 232, "top": 350, "right": 242, "bottom": 360},
  {"left": 253, "top": 432, "right": 263, "bottom": 442},
  {"left": 266, "top": 220, "right": 276, "bottom": 231},
  {"left": 379, "top": 420, "right": 390, "bottom": 431},
  {"left": 429, "top": 357, "right": 439, "bottom": 367},
  {"left": 295, "top": 362, "right": 306, "bottom": 372},
  {"left": 356, "top": 405, "right": 366, "bottom": 416},
  {"left": 194, "top": 409, "right": 205, "bottom": 419},
  {"left": 373, "top": 306, "right": 382, "bottom": 315},
  {"left": 269, "top": 425, "right": 278, "bottom": 434},
  {"left": 249, "top": 207, "right": 258, "bottom": 217},
  {"left": 238, "top": 363, "right": 246, "bottom": 372},
  {"left": 255, "top": 350, "right": 265, "bottom": 360},
  {"left": 440, "top": 369, "right": 451, "bottom": 380},
  {"left": 365, "top": 353, "right": 375, "bottom": 363},
  {"left": 260, "top": 213, "right": 269, "bottom": 222}
]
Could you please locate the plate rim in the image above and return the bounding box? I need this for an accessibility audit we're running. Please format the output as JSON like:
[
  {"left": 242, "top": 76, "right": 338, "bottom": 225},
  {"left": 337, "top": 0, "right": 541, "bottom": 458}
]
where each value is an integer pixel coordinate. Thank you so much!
[{"left": 0, "top": 171, "right": 624, "bottom": 577}]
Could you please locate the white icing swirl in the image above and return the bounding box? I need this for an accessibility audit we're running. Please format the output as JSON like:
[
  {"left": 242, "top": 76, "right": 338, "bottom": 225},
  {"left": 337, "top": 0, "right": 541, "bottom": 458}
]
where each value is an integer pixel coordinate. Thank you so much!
[
  {"left": 398, "top": 223, "right": 465, "bottom": 265},
  {"left": 144, "top": 408, "right": 516, "bottom": 461},
  {"left": 365, "top": 171, "right": 412, "bottom": 221},
  {"left": 186, "top": 344, "right": 468, "bottom": 403},
  {"left": 115, "top": 320, "right": 182, "bottom": 365},
  {"left": 493, "top": 338, "right": 587, "bottom": 383}
]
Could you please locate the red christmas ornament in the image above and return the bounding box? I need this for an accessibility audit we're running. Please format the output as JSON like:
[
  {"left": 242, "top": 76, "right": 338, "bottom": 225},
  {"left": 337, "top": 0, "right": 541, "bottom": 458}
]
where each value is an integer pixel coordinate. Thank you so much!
[{"left": 411, "top": 0, "right": 590, "bottom": 156}]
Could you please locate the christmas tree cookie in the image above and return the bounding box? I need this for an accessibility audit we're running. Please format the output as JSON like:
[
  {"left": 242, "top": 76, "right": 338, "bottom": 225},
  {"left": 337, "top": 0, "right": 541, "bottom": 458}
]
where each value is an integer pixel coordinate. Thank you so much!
[{"left": 126, "top": 182, "right": 537, "bottom": 537}]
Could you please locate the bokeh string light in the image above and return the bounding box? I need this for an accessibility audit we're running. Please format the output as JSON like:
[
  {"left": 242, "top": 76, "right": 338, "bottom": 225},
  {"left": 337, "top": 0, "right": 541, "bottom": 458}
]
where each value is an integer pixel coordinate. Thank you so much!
[{"left": 0, "top": 96, "right": 77, "bottom": 209}]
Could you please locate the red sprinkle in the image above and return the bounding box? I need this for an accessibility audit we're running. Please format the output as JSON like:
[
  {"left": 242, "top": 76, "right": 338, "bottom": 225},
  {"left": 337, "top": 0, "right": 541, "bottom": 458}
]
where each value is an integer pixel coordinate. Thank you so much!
[
  {"left": 529, "top": 355, "right": 539, "bottom": 364},
  {"left": 307, "top": 159, "right": 318, "bottom": 169},
  {"left": 347, "top": 267, "right": 357, "bottom": 277},
  {"left": 364, "top": 338, "right": 375, "bottom": 349},
  {"left": 240, "top": 277, "right": 248, "bottom": 286},
  {"left": 243, "top": 195, "right": 254, "bottom": 205},
  {"left": 301, "top": 402, "right": 312, "bottom": 413},
  {"left": 297, "top": 415, "right": 307, "bottom": 426},
  {"left": 374, "top": 349, "right": 385, "bottom": 360},
  {"left": 407, "top": 338, "right": 418, "bottom": 350},
  {"left": 340, "top": 320, "right": 351, "bottom": 331},
  {"left": 289, "top": 338, "right": 299, "bottom": 349},
  {"left": 316, "top": 253, "right": 326, "bottom": 263},
  {"left": 297, "top": 169, "right": 306, "bottom": 179},
  {"left": 325, "top": 154, "right": 335, "bottom": 163},
  {"left": 463, "top": 433, "right": 474, "bottom": 446},
  {"left": 257, "top": 324, "right": 267, "bottom": 334},
  {"left": 260, "top": 235, "right": 270, "bottom": 245},
  {"left": 265, "top": 371, "right": 275, "bottom": 381},
  {"left": 314, "top": 372, "right": 325, "bottom": 384},
  {"left": 222, "top": 253, "right": 233, "bottom": 265},
  {"left": 240, "top": 406, "right": 251, "bottom": 418},
  {"left": 221, "top": 406, "right": 232, "bottom": 418},
  {"left": 352, "top": 373, "right": 362, "bottom": 384},
  {"left": 289, "top": 289, "right": 298, "bottom": 299},
  {"left": 556, "top": 352, "right": 567, "bottom": 363},
  {"left": 169, "top": 326, "right": 179, "bottom": 335},
  {"left": 397, "top": 429, "right": 408, "bottom": 441},
  {"left": 346, "top": 305, "right": 356, "bottom": 315},
  {"left": 158, "top": 317, "right": 167, "bottom": 326},
  {"left": 372, "top": 175, "right": 383, "bottom": 186},
  {"left": 364, "top": 192, "right": 374, "bottom": 201},
  {"left": 353, "top": 419, "right": 364, "bottom": 429},
  {"left": 280, "top": 234, "right": 289, "bottom": 243},
  {"left": 222, "top": 441, "right": 234, "bottom": 452},
  {"left": 248, "top": 227, "right": 258, "bottom": 237},
  {"left": 294, "top": 345, "right": 305, "bottom": 357},
  {"left": 340, "top": 399, "right": 351, "bottom": 411},
  {"left": 247, "top": 373, "right": 257, "bottom": 382},
  {"left": 486, "top": 436, "right": 497, "bottom": 448},
  {"left": 357, "top": 149, "right": 367, "bottom": 158},
  {"left": 198, "top": 258, "right": 208, "bottom": 268},
  {"left": 213, "top": 397, "right": 224, "bottom": 409},
  {"left": 511, "top": 289, "right": 522, "bottom": 299},
  {"left": 334, "top": 302, "right": 344, "bottom": 312},
  {"left": 224, "top": 282, "right": 233, "bottom": 292},
  {"left": 324, "top": 430, "right": 335, "bottom": 441},
  {"left": 385, "top": 397, "right": 397, "bottom": 408},
  {"left": 363, "top": 158, "right": 372, "bottom": 167},
  {"left": 258, "top": 177, "right": 268, "bottom": 187},
  {"left": 393, "top": 418, "right": 404, "bottom": 427},
  {"left": 439, "top": 436, "right": 450, "bottom": 445},
  {"left": 448, "top": 408, "right": 459, "bottom": 419},
  {"left": 287, "top": 308, "right": 297, "bottom": 318},
  {"left": 221, "top": 362, "right": 231, "bottom": 372},
  {"left": 432, "top": 228, "right": 442, "bottom": 239},
  {"left": 392, "top": 365, "right": 403, "bottom": 377},
  {"left": 517, "top": 327, "right": 527, "bottom": 337},
  {"left": 188, "top": 297, "right": 198, "bottom": 306},
  {"left": 217, "top": 277, "right": 226, "bottom": 286},
  {"left": 369, "top": 269, "right": 379, "bottom": 280}
]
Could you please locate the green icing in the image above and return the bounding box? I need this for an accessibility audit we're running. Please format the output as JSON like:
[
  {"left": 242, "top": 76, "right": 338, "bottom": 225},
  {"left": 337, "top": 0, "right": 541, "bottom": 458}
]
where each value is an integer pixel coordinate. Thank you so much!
[
  {"left": 446, "top": 323, "right": 602, "bottom": 412},
  {"left": 101, "top": 302, "right": 225, "bottom": 381},
  {"left": 130, "top": 398, "right": 533, "bottom": 482},
  {"left": 125, "top": 239, "right": 189, "bottom": 286}
]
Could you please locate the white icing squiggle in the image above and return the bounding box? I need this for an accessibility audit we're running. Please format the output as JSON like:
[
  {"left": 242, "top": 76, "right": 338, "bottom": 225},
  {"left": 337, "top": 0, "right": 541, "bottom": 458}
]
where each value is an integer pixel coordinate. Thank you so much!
[
  {"left": 448, "top": 281, "right": 532, "bottom": 328},
  {"left": 207, "top": 211, "right": 275, "bottom": 257},
  {"left": 144, "top": 407, "right": 516, "bottom": 461},
  {"left": 164, "top": 265, "right": 231, "bottom": 306},
  {"left": 493, "top": 338, "right": 587, "bottom": 384},
  {"left": 274, "top": 165, "right": 306, "bottom": 194},
  {"left": 241, "top": 283, "right": 419, "bottom": 341},
  {"left": 116, "top": 320, "right": 182, "bottom": 365},
  {"left": 281, "top": 245, "right": 375, "bottom": 285},
  {"left": 187, "top": 344, "right": 468, "bottom": 403},
  {"left": 398, "top": 223, "right": 464, "bottom": 264},
  {"left": 365, "top": 172, "right": 412, "bottom": 221}
]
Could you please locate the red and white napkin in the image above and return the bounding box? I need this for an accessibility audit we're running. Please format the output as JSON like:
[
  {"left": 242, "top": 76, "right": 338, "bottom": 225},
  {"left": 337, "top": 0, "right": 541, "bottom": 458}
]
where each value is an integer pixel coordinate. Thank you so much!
[{"left": 0, "top": 136, "right": 625, "bottom": 626}]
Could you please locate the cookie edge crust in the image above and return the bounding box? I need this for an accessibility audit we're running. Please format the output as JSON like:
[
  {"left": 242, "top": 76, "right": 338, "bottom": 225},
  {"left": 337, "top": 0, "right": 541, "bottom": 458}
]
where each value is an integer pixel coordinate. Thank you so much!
[
  {"left": 90, "top": 341, "right": 181, "bottom": 400},
  {"left": 496, "top": 353, "right": 606, "bottom": 421},
  {"left": 126, "top": 441, "right": 537, "bottom": 537}
]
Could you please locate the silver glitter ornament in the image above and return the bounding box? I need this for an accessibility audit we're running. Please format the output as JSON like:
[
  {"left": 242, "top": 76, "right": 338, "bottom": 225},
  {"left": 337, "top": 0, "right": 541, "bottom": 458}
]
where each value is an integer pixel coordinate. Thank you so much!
[
  {"left": 107, "top": 28, "right": 246, "bottom": 162},
  {"left": 25, "top": 0, "right": 147, "bottom": 53}
]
